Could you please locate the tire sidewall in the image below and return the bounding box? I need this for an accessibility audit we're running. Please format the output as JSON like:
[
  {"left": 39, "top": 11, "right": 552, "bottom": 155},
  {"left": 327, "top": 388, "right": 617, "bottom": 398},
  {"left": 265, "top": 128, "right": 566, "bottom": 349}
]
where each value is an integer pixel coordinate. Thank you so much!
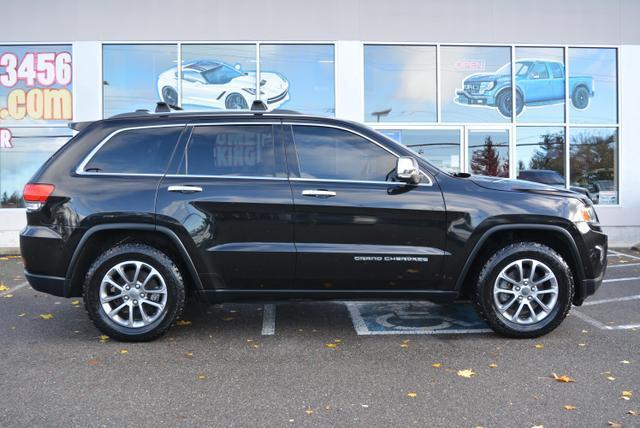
[
  {"left": 84, "top": 245, "right": 183, "bottom": 340},
  {"left": 478, "top": 244, "right": 572, "bottom": 336},
  {"left": 572, "top": 87, "right": 590, "bottom": 109}
]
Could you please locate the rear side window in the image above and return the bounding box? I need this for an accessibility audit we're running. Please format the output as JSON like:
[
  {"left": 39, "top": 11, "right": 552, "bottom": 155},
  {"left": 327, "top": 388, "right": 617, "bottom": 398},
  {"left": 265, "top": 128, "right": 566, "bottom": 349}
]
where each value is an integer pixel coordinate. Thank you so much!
[
  {"left": 84, "top": 127, "right": 182, "bottom": 174},
  {"left": 292, "top": 125, "right": 397, "bottom": 182},
  {"left": 183, "top": 125, "right": 278, "bottom": 177},
  {"left": 549, "top": 62, "right": 564, "bottom": 79}
]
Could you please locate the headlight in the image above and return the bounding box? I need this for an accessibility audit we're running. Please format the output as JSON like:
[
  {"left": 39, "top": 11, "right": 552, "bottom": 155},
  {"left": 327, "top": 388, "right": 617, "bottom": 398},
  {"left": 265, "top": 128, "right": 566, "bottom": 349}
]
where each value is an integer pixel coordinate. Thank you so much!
[
  {"left": 242, "top": 87, "right": 256, "bottom": 95},
  {"left": 573, "top": 204, "right": 598, "bottom": 225},
  {"left": 479, "top": 81, "right": 496, "bottom": 93}
]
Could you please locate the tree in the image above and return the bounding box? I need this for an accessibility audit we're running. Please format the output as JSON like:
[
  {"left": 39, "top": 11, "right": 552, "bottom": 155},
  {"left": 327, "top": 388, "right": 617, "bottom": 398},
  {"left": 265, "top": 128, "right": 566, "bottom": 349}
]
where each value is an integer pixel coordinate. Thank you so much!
[
  {"left": 528, "top": 131, "right": 565, "bottom": 173},
  {"left": 470, "top": 136, "right": 509, "bottom": 177}
]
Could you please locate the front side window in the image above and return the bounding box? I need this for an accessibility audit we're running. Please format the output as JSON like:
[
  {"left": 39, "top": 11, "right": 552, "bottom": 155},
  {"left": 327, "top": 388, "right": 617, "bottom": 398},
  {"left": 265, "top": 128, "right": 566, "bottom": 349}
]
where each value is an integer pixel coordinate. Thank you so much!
[
  {"left": 292, "top": 126, "right": 397, "bottom": 182},
  {"left": 84, "top": 127, "right": 182, "bottom": 174},
  {"left": 183, "top": 125, "right": 277, "bottom": 177},
  {"left": 530, "top": 62, "right": 549, "bottom": 79}
]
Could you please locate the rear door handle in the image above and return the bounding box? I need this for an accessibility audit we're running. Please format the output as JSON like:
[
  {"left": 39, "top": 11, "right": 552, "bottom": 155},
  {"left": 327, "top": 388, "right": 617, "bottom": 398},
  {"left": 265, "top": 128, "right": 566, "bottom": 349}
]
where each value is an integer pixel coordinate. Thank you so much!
[
  {"left": 168, "top": 185, "right": 203, "bottom": 193},
  {"left": 302, "top": 189, "right": 336, "bottom": 198}
]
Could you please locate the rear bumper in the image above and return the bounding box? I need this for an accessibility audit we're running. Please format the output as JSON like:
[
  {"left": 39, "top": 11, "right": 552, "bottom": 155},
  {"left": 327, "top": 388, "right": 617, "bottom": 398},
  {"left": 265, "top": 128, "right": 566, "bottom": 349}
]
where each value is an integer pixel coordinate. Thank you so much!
[
  {"left": 573, "top": 229, "right": 608, "bottom": 305},
  {"left": 24, "top": 271, "right": 66, "bottom": 297}
]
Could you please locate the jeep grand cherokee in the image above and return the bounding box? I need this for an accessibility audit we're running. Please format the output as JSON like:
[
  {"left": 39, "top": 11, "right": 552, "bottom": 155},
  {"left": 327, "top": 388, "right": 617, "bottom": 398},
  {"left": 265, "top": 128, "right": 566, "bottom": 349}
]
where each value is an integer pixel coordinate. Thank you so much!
[{"left": 20, "top": 103, "right": 607, "bottom": 341}]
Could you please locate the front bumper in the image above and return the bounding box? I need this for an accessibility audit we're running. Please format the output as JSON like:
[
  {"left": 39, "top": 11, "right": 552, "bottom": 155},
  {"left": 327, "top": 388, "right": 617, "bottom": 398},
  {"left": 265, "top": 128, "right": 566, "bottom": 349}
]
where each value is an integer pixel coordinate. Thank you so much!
[
  {"left": 456, "top": 90, "right": 496, "bottom": 106},
  {"left": 573, "top": 228, "right": 608, "bottom": 305}
]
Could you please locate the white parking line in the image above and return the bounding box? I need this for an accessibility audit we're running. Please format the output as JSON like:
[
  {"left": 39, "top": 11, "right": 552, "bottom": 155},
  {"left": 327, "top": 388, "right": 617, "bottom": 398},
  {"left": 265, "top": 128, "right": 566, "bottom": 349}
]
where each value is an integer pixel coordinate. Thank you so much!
[
  {"left": 607, "top": 262, "right": 640, "bottom": 269},
  {"left": 0, "top": 281, "right": 29, "bottom": 297},
  {"left": 602, "top": 276, "right": 640, "bottom": 284},
  {"left": 583, "top": 294, "right": 640, "bottom": 306},
  {"left": 261, "top": 304, "right": 276, "bottom": 335},
  {"left": 608, "top": 250, "right": 640, "bottom": 261}
]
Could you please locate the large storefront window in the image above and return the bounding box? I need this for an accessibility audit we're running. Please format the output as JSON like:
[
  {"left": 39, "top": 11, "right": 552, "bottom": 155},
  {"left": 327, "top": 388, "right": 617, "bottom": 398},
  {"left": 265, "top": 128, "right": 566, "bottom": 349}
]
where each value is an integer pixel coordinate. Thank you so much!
[
  {"left": 364, "top": 45, "right": 437, "bottom": 123},
  {"left": 515, "top": 48, "right": 565, "bottom": 123},
  {"left": 1, "top": 45, "right": 73, "bottom": 208},
  {"left": 180, "top": 44, "right": 257, "bottom": 111},
  {"left": 516, "top": 127, "right": 565, "bottom": 184},
  {"left": 0, "top": 127, "right": 72, "bottom": 208},
  {"left": 380, "top": 129, "right": 460, "bottom": 172},
  {"left": 441, "top": 46, "right": 512, "bottom": 123},
  {"left": 570, "top": 127, "right": 617, "bottom": 205},
  {"left": 568, "top": 48, "right": 617, "bottom": 124},
  {"left": 259, "top": 44, "right": 335, "bottom": 116},
  {"left": 103, "top": 44, "right": 178, "bottom": 118}
]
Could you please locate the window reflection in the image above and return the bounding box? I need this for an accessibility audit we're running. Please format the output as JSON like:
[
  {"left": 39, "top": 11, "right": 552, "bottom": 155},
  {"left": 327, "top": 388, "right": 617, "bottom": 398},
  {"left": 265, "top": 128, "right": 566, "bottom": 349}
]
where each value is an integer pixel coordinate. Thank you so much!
[
  {"left": 468, "top": 130, "right": 509, "bottom": 177},
  {"left": 516, "top": 127, "right": 565, "bottom": 181},
  {"left": 569, "top": 48, "right": 617, "bottom": 124},
  {"left": 379, "top": 129, "right": 460, "bottom": 172},
  {"left": 570, "top": 128, "right": 617, "bottom": 205},
  {"left": 364, "top": 45, "right": 437, "bottom": 123}
]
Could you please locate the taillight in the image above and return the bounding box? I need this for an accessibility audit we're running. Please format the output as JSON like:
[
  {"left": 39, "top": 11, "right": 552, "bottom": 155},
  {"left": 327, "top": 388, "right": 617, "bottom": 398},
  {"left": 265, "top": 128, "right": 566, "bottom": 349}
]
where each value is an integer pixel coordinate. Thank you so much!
[{"left": 23, "top": 183, "right": 55, "bottom": 211}]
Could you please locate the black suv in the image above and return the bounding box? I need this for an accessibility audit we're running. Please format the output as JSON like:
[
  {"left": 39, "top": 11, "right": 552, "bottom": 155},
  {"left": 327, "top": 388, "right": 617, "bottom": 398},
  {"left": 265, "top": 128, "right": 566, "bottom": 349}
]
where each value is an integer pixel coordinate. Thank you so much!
[{"left": 20, "top": 104, "right": 607, "bottom": 341}]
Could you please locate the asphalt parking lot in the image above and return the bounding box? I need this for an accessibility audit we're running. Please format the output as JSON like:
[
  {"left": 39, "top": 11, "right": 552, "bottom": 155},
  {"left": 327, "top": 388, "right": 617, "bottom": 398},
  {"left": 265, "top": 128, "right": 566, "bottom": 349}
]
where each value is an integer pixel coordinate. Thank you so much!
[{"left": 1, "top": 250, "right": 639, "bottom": 427}]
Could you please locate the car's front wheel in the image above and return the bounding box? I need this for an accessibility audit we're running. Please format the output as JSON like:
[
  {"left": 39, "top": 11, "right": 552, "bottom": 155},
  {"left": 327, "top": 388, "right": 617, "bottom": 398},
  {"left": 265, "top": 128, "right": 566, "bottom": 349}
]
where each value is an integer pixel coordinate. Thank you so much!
[
  {"left": 225, "top": 93, "right": 248, "bottom": 109},
  {"left": 161, "top": 86, "right": 178, "bottom": 106},
  {"left": 83, "top": 243, "right": 185, "bottom": 342},
  {"left": 473, "top": 242, "right": 574, "bottom": 338},
  {"left": 496, "top": 89, "right": 523, "bottom": 118}
]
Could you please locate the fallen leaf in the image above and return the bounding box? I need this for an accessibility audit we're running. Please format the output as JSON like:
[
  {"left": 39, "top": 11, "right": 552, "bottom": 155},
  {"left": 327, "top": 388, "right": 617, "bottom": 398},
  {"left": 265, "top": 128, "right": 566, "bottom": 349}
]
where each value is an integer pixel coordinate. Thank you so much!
[
  {"left": 400, "top": 343, "right": 409, "bottom": 348},
  {"left": 197, "top": 374, "right": 206, "bottom": 380},
  {"left": 622, "top": 391, "right": 633, "bottom": 400},
  {"left": 608, "top": 422, "right": 622, "bottom": 428},
  {"left": 3, "top": 294, "right": 14, "bottom": 298},
  {"left": 361, "top": 404, "right": 369, "bottom": 408},
  {"left": 185, "top": 352, "right": 194, "bottom": 358},
  {"left": 325, "top": 343, "right": 337, "bottom": 349},
  {"left": 628, "top": 410, "right": 638, "bottom": 416},
  {"left": 581, "top": 329, "right": 589, "bottom": 333},
  {"left": 531, "top": 425, "right": 544, "bottom": 428},
  {"left": 305, "top": 407, "right": 314, "bottom": 416},
  {"left": 222, "top": 317, "right": 234, "bottom": 321},
  {"left": 551, "top": 373, "right": 575, "bottom": 383},
  {"left": 534, "top": 344, "right": 544, "bottom": 349},
  {"left": 176, "top": 319, "right": 192, "bottom": 326},
  {"left": 39, "top": 313, "right": 53, "bottom": 320},
  {"left": 563, "top": 405, "right": 577, "bottom": 410},
  {"left": 406, "top": 392, "right": 417, "bottom": 398},
  {"left": 0, "top": 284, "right": 9, "bottom": 292},
  {"left": 488, "top": 363, "right": 498, "bottom": 368},
  {"left": 621, "top": 360, "right": 631, "bottom": 364},
  {"left": 578, "top": 343, "right": 587, "bottom": 347},
  {"left": 87, "top": 359, "right": 99, "bottom": 366},
  {"left": 333, "top": 339, "right": 342, "bottom": 343},
  {"left": 120, "top": 349, "right": 128, "bottom": 355},
  {"left": 71, "top": 300, "right": 81, "bottom": 306},
  {"left": 607, "top": 375, "right": 616, "bottom": 381},
  {"left": 432, "top": 363, "right": 441, "bottom": 368},
  {"left": 457, "top": 369, "right": 476, "bottom": 378},
  {"left": 18, "top": 313, "right": 26, "bottom": 317},
  {"left": 99, "top": 335, "right": 109, "bottom": 342}
]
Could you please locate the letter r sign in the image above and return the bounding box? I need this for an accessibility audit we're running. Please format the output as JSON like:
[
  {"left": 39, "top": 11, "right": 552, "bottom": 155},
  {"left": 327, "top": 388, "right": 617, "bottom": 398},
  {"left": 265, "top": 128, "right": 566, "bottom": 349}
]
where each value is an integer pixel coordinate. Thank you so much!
[{"left": 0, "top": 128, "right": 12, "bottom": 148}]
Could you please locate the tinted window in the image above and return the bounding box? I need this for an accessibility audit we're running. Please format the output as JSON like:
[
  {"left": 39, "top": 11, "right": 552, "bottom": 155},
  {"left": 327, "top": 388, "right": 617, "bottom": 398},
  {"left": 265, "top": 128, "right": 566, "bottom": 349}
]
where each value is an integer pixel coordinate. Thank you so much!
[
  {"left": 531, "top": 62, "right": 549, "bottom": 79},
  {"left": 184, "top": 125, "right": 277, "bottom": 177},
  {"left": 85, "top": 127, "right": 182, "bottom": 174},
  {"left": 549, "top": 62, "right": 563, "bottom": 79},
  {"left": 183, "top": 70, "right": 205, "bottom": 83},
  {"left": 292, "top": 126, "right": 397, "bottom": 182}
]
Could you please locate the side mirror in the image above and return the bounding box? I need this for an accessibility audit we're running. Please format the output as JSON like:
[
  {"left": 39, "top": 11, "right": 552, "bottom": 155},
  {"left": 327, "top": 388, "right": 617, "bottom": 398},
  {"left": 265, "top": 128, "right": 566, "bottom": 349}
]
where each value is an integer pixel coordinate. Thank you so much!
[{"left": 396, "top": 156, "right": 421, "bottom": 184}]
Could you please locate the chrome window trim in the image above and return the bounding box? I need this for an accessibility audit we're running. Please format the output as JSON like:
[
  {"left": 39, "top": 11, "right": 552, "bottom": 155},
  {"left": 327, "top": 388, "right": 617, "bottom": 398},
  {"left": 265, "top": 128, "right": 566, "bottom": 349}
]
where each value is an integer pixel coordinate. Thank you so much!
[
  {"left": 165, "top": 174, "right": 287, "bottom": 181},
  {"left": 75, "top": 124, "right": 188, "bottom": 176},
  {"left": 285, "top": 122, "right": 434, "bottom": 186}
]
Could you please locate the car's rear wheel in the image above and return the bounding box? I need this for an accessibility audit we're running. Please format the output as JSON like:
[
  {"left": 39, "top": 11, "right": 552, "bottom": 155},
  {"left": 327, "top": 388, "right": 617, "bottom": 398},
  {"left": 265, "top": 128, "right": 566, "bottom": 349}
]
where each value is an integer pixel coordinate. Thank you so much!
[
  {"left": 473, "top": 242, "right": 574, "bottom": 338},
  {"left": 161, "top": 86, "right": 178, "bottom": 106},
  {"left": 83, "top": 243, "right": 185, "bottom": 342},
  {"left": 225, "top": 93, "right": 248, "bottom": 109},
  {"left": 572, "top": 86, "right": 590, "bottom": 109}
]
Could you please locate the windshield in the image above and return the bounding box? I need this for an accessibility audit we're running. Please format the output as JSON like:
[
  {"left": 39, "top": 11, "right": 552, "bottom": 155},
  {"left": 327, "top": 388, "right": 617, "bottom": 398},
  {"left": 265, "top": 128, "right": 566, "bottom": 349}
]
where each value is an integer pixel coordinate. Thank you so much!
[
  {"left": 496, "top": 61, "right": 532, "bottom": 76},
  {"left": 202, "top": 64, "right": 244, "bottom": 84}
]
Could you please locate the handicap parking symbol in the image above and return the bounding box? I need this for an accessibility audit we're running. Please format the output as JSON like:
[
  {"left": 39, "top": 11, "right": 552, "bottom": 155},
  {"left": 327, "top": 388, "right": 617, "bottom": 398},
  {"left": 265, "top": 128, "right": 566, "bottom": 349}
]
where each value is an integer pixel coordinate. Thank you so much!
[{"left": 345, "top": 301, "right": 492, "bottom": 335}]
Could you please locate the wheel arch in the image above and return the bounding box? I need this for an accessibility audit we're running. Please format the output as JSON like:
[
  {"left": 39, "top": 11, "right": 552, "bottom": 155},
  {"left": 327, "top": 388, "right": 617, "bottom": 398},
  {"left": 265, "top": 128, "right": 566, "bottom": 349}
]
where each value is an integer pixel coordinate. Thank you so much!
[
  {"left": 64, "top": 223, "right": 204, "bottom": 298},
  {"left": 455, "top": 224, "right": 585, "bottom": 303}
]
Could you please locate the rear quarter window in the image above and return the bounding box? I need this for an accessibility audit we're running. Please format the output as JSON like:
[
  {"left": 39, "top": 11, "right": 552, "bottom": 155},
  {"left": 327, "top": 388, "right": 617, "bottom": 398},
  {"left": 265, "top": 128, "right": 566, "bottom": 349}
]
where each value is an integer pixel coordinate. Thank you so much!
[{"left": 83, "top": 126, "right": 183, "bottom": 174}]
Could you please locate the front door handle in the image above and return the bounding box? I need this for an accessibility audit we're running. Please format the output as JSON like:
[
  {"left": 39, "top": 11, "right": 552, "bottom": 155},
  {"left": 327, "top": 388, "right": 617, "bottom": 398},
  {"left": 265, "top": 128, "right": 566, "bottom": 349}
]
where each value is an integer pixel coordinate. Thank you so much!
[
  {"left": 168, "top": 185, "right": 203, "bottom": 193},
  {"left": 302, "top": 189, "right": 336, "bottom": 198}
]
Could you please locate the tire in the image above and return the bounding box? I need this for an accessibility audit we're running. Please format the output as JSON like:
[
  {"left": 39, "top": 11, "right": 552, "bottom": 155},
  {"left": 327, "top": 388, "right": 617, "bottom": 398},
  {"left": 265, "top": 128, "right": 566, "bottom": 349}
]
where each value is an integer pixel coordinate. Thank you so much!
[
  {"left": 161, "top": 86, "right": 178, "bottom": 106},
  {"left": 571, "top": 86, "right": 590, "bottom": 110},
  {"left": 225, "top": 93, "right": 248, "bottom": 109},
  {"left": 473, "top": 242, "right": 574, "bottom": 338},
  {"left": 83, "top": 243, "right": 186, "bottom": 342},
  {"left": 496, "top": 89, "right": 523, "bottom": 118}
]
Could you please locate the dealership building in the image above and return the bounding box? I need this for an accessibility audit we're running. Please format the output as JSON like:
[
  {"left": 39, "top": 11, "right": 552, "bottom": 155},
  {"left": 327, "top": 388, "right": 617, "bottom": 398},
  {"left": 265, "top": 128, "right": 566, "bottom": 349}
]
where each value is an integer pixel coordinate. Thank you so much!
[{"left": 1, "top": 0, "right": 639, "bottom": 250}]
